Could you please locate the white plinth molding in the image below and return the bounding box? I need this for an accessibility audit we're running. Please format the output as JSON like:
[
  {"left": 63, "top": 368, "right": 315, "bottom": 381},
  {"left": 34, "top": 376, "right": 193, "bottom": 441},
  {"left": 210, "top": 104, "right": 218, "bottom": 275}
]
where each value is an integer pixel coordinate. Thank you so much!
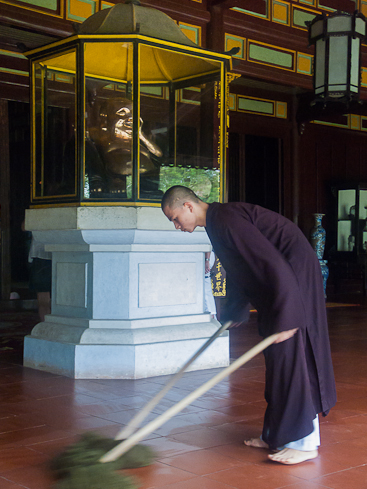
[
  {"left": 24, "top": 315, "right": 229, "bottom": 379},
  {"left": 24, "top": 206, "right": 229, "bottom": 379}
]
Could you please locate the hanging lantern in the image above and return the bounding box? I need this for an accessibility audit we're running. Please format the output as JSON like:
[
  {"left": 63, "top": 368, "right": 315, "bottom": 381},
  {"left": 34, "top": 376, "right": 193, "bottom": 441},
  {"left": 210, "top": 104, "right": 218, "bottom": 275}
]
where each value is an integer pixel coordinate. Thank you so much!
[{"left": 308, "top": 10, "right": 366, "bottom": 103}]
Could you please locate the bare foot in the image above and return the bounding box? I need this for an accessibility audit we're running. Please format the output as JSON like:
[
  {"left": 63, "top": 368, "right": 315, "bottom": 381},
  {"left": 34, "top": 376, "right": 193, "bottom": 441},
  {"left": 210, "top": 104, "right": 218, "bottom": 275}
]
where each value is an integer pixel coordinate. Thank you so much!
[
  {"left": 244, "top": 437, "right": 269, "bottom": 449},
  {"left": 268, "top": 448, "right": 318, "bottom": 465}
]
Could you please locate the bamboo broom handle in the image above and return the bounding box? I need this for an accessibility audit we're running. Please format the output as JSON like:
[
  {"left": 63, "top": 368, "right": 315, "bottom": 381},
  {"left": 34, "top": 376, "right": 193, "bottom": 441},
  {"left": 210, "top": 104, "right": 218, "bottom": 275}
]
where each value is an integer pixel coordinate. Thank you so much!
[
  {"left": 100, "top": 332, "right": 281, "bottom": 464},
  {"left": 115, "top": 321, "right": 232, "bottom": 440}
]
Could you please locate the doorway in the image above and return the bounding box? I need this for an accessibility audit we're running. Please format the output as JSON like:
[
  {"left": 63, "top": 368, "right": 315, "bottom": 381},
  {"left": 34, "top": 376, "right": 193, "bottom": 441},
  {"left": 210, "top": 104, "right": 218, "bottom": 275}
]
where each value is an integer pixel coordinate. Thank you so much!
[
  {"left": 0, "top": 101, "right": 32, "bottom": 300},
  {"left": 228, "top": 133, "right": 282, "bottom": 213}
]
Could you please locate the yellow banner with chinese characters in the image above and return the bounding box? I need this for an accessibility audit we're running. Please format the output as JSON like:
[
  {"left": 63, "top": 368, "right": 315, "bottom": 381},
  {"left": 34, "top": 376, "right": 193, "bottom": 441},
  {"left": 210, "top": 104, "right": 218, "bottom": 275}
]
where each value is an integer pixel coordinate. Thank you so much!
[{"left": 211, "top": 256, "right": 226, "bottom": 297}]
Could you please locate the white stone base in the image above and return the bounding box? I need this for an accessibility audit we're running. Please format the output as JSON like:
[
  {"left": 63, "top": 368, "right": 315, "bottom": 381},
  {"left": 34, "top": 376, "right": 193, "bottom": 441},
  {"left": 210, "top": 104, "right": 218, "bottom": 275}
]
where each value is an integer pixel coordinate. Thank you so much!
[
  {"left": 24, "top": 207, "right": 229, "bottom": 379},
  {"left": 23, "top": 332, "right": 229, "bottom": 379}
]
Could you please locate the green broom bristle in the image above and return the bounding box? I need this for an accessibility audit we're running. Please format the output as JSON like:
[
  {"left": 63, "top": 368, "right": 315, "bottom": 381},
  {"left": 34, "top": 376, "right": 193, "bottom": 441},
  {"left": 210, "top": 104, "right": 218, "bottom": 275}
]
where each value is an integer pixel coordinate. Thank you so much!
[
  {"left": 53, "top": 464, "right": 137, "bottom": 489},
  {"left": 50, "top": 432, "right": 157, "bottom": 482},
  {"left": 113, "top": 443, "right": 157, "bottom": 470}
]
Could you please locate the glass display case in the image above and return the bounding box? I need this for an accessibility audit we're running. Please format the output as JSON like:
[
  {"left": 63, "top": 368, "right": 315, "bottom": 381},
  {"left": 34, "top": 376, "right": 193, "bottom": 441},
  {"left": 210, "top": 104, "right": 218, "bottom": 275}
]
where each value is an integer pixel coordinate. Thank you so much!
[
  {"left": 335, "top": 184, "right": 367, "bottom": 255},
  {"left": 26, "top": 10, "right": 232, "bottom": 207}
]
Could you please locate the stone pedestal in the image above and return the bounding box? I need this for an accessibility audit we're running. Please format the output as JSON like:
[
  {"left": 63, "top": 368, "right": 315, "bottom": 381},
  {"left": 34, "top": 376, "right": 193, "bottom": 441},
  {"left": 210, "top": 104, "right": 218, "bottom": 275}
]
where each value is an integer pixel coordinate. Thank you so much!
[{"left": 24, "top": 206, "right": 229, "bottom": 378}]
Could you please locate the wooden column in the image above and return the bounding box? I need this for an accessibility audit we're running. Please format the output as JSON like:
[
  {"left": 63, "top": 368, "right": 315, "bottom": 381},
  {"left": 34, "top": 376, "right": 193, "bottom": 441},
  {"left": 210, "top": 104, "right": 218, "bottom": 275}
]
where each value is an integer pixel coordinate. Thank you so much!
[
  {"left": 206, "top": 4, "right": 224, "bottom": 52},
  {"left": 0, "top": 100, "right": 11, "bottom": 300},
  {"left": 291, "top": 94, "right": 300, "bottom": 226}
]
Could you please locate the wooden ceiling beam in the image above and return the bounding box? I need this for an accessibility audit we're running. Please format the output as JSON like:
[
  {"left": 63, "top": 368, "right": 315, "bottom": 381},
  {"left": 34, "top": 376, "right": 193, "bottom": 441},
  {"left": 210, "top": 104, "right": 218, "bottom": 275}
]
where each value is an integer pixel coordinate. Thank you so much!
[
  {"left": 0, "top": 3, "right": 73, "bottom": 40},
  {"left": 208, "top": 0, "right": 259, "bottom": 9}
]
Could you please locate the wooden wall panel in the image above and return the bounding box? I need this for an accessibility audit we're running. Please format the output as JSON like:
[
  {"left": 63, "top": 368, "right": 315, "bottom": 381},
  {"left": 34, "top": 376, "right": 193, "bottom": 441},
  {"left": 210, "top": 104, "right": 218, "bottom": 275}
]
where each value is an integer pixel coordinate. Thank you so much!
[
  {"left": 331, "top": 140, "right": 348, "bottom": 182},
  {"left": 345, "top": 138, "right": 362, "bottom": 183},
  {"left": 298, "top": 126, "right": 317, "bottom": 233},
  {"left": 317, "top": 0, "right": 356, "bottom": 12},
  {"left": 298, "top": 123, "right": 367, "bottom": 253}
]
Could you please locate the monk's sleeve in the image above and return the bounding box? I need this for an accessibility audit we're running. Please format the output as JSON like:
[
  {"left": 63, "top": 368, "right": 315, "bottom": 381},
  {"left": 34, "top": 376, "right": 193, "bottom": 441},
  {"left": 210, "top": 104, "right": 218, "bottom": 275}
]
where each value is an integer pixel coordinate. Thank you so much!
[
  {"left": 225, "top": 275, "right": 251, "bottom": 324},
  {"left": 222, "top": 218, "right": 307, "bottom": 335}
]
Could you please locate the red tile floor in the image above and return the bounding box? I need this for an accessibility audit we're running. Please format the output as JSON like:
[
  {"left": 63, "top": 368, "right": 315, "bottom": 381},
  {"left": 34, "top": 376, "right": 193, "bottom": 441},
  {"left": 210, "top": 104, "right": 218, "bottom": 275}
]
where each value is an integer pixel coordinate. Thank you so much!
[{"left": 1, "top": 304, "right": 367, "bottom": 488}]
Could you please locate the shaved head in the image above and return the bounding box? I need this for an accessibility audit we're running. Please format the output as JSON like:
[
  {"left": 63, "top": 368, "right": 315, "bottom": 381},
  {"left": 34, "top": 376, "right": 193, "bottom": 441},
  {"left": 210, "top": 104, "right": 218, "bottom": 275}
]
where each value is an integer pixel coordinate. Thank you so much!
[
  {"left": 161, "top": 186, "right": 201, "bottom": 211},
  {"left": 162, "top": 185, "right": 209, "bottom": 231}
]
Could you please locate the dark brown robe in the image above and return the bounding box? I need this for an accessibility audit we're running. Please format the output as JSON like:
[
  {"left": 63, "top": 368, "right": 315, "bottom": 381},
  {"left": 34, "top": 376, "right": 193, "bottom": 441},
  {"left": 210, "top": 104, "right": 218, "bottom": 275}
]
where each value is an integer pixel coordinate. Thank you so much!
[{"left": 205, "top": 202, "right": 336, "bottom": 449}]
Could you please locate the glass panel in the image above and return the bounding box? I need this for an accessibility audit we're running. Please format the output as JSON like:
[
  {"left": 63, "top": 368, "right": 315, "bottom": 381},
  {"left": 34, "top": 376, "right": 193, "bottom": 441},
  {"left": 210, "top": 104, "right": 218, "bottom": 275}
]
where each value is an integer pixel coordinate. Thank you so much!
[
  {"left": 83, "top": 41, "right": 224, "bottom": 202},
  {"left": 355, "top": 16, "right": 366, "bottom": 36},
  {"left": 157, "top": 82, "right": 221, "bottom": 202},
  {"left": 314, "top": 39, "right": 325, "bottom": 94},
  {"left": 338, "top": 189, "right": 356, "bottom": 219},
  {"left": 310, "top": 18, "right": 324, "bottom": 39},
  {"left": 337, "top": 220, "right": 353, "bottom": 251},
  {"left": 337, "top": 189, "right": 355, "bottom": 251},
  {"left": 84, "top": 42, "right": 134, "bottom": 200},
  {"left": 327, "top": 15, "right": 351, "bottom": 33},
  {"left": 84, "top": 42, "right": 131, "bottom": 81},
  {"left": 328, "top": 37, "right": 348, "bottom": 91},
  {"left": 139, "top": 46, "right": 223, "bottom": 202},
  {"left": 33, "top": 51, "right": 77, "bottom": 199},
  {"left": 350, "top": 37, "right": 360, "bottom": 91},
  {"left": 136, "top": 85, "right": 167, "bottom": 200},
  {"left": 359, "top": 189, "right": 367, "bottom": 253},
  {"left": 359, "top": 189, "right": 367, "bottom": 218},
  {"left": 84, "top": 78, "right": 133, "bottom": 199},
  {"left": 137, "top": 81, "right": 222, "bottom": 202}
]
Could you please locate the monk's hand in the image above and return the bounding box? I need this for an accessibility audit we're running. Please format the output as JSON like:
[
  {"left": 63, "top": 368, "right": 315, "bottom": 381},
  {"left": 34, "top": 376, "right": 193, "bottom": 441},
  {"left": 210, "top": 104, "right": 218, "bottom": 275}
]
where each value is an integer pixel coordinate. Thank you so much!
[{"left": 274, "top": 328, "right": 298, "bottom": 343}]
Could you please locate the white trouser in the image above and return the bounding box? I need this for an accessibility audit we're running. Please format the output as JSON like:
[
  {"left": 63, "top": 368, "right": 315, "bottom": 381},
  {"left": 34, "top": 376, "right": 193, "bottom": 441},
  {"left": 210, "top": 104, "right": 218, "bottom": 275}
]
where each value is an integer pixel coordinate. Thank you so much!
[
  {"left": 282, "top": 415, "right": 320, "bottom": 451},
  {"left": 260, "top": 415, "right": 320, "bottom": 451},
  {"left": 204, "top": 252, "right": 217, "bottom": 317},
  {"left": 204, "top": 274, "right": 217, "bottom": 316}
]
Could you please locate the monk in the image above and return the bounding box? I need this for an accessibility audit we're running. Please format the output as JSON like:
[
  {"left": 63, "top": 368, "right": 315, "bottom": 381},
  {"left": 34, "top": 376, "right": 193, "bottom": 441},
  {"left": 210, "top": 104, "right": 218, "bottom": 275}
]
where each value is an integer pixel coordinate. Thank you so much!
[{"left": 161, "top": 185, "right": 336, "bottom": 465}]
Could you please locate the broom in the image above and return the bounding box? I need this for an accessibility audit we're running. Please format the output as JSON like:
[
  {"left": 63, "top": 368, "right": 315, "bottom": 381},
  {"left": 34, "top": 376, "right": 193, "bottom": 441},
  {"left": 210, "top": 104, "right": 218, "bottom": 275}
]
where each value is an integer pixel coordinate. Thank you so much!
[
  {"left": 100, "top": 332, "right": 281, "bottom": 462},
  {"left": 115, "top": 320, "right": 233, "bottom": 440},
  {"left": 52, "top": 329, "right": 281, "bottom": 488},
  {"left": 51, "top": 320, "right": 232, "bottom": 485}
]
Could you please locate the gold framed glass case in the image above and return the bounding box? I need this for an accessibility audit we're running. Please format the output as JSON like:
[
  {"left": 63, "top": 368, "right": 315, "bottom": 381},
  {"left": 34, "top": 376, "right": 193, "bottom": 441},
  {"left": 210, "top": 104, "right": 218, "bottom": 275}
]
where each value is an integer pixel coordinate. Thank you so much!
[
  {"left": 335, "top": 184, "right": 367, "bottom": 255},
  {"left": 27, "top": 34, "right": 232, "bottom": 206}
]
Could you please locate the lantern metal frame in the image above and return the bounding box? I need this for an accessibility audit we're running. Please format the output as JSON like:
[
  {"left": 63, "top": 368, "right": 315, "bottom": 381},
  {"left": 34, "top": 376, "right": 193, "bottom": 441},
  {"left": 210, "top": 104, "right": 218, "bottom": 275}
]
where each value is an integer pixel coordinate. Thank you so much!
[{"left": 308, "top": 10, "right": 366, "bottom": 104}]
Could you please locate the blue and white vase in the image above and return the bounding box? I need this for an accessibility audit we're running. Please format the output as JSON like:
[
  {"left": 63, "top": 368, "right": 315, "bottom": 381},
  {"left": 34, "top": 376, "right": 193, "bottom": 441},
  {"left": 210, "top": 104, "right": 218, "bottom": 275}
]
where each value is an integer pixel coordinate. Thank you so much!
[
  {"left": 310, "top": 213, "right": 326, "bottom": 260},
  {"left": 310, "top": 213, "right": 328, "bottom": 297},
  {"left": 319, "top": 259, "right": 329, "bottom": 299}
]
